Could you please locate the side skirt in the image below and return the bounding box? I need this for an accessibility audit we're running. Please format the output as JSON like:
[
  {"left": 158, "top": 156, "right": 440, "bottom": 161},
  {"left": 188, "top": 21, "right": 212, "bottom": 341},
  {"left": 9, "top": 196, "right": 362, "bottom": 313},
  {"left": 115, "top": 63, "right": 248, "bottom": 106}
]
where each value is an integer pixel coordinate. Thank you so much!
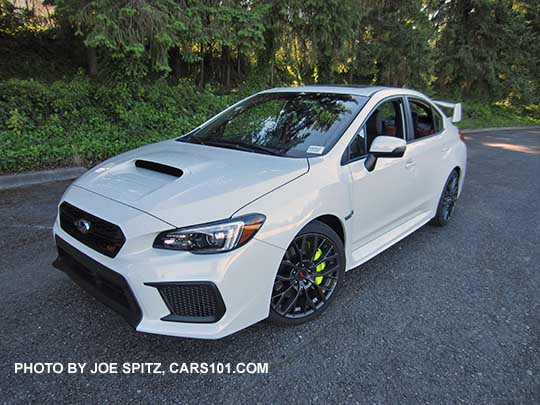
[{"left": 347, "top": 210, "right": 433, "bottom": 271}]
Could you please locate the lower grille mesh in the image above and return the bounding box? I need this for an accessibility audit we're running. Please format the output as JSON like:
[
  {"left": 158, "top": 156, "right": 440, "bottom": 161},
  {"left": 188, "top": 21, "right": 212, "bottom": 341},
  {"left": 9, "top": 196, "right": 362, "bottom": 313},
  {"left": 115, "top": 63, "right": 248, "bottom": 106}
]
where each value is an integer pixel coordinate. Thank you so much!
[{"left": 148, "top": 283, "right": 226, "bottom": 323}]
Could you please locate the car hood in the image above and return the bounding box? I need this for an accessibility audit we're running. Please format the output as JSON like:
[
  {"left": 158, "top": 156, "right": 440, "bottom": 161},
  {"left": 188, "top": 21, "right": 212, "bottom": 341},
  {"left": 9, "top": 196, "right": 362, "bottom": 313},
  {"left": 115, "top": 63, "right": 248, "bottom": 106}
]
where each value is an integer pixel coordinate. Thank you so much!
[{"left": 73, "top": 140, "right": 309, "bottom": 227}]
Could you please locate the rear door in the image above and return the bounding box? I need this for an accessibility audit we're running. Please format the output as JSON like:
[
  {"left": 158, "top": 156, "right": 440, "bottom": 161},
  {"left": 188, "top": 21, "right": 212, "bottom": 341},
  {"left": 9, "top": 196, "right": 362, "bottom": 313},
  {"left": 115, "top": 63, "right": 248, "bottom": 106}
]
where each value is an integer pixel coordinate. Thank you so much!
[{"left": 404, "top": 97, "right": 447, "bottom": 212}]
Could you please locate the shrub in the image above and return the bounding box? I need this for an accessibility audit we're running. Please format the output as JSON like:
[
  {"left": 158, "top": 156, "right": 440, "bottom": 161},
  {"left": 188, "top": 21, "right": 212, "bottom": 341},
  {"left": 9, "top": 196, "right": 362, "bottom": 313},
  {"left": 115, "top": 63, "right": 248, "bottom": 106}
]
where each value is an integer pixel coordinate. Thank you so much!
[
  {"left": 1, "top": 77, "right": 539, "bottom": 174},
  {"left": 0, "top": 78, "right": 237, "bottom": 173},
  {"left": 459, "top": 100, "right": 540, "bottom": 129}
]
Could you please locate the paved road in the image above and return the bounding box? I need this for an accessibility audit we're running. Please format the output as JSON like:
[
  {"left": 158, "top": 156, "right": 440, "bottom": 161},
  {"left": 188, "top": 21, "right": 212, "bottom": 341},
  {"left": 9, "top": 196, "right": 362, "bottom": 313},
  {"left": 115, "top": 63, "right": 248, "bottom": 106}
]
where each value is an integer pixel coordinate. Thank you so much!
[{"left": 1, "top": 129, "right": 539, "bottom": 403}]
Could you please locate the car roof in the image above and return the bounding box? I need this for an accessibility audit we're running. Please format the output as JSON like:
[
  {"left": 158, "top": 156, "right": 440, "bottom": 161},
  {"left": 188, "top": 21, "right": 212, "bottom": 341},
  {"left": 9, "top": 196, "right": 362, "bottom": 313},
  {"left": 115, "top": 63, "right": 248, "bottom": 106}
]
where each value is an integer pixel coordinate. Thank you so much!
[{"left": 260, "top": 85, "right": 393, "bottom": 97}]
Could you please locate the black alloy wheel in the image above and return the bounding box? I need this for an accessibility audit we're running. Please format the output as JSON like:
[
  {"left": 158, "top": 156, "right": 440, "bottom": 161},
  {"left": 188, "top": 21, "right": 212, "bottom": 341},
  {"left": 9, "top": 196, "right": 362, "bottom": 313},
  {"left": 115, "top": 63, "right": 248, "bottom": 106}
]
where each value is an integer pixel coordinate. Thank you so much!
[
  {"left": 432, "top": 170, "right": 460, "bottom": 226},
  {"left": 269, "top": 221, "right": 345, "bottom": 324}
]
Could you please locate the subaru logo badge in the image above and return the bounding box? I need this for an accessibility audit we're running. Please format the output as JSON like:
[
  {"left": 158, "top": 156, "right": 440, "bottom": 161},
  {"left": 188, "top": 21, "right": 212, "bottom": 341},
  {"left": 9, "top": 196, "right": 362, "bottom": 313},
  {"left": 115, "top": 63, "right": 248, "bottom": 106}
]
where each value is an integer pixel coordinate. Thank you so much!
[{"left": 75, "top": 219, "right": 91, "bottom": 234}]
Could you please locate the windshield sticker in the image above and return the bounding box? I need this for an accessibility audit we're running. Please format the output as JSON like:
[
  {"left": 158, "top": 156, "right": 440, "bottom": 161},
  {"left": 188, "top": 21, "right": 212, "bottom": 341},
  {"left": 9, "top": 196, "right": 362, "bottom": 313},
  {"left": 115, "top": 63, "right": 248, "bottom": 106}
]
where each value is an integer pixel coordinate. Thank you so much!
[{"left": 307, "top": 145, "right": 325, "bottom": 155}]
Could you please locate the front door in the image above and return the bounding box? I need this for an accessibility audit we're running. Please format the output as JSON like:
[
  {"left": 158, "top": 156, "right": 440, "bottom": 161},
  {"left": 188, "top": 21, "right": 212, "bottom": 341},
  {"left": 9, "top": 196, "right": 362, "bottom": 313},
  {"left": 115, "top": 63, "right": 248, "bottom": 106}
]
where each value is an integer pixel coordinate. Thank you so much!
[{"left": 346, "top": 97, "right": 416, "bottom": 252}]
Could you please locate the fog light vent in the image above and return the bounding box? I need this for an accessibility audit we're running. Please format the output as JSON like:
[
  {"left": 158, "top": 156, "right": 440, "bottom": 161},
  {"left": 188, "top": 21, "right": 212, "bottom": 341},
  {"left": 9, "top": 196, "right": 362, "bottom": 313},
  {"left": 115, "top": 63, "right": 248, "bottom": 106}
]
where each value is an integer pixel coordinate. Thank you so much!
[{"left": 146, "top": 282, "right": 226, "bottom": 323}]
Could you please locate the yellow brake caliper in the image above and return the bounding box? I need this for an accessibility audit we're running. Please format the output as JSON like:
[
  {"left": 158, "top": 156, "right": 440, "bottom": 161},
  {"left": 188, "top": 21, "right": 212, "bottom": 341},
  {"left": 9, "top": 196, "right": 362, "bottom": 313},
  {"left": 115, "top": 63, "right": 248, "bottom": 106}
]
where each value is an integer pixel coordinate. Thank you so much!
[{"left": 313, "top": 248, "right": 326, "bottom": 285}]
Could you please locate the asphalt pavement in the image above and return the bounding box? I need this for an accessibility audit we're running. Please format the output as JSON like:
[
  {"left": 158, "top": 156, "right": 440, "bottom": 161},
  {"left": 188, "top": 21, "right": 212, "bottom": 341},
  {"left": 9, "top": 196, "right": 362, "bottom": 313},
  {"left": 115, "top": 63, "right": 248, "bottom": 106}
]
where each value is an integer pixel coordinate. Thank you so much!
[{"left": 1, "top": 128, "right": 539, "bottom": 403}]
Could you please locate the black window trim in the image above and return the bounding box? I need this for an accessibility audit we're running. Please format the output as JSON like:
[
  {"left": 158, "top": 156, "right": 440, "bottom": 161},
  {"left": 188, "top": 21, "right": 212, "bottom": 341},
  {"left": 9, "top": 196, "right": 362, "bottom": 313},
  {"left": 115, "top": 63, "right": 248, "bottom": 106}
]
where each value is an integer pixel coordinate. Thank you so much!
[
  {"left": 405, "top": 96, "right": 446, "bottom": 144},
  {"left": 341, "top": 95, "right": 408, "bottom": 166}
]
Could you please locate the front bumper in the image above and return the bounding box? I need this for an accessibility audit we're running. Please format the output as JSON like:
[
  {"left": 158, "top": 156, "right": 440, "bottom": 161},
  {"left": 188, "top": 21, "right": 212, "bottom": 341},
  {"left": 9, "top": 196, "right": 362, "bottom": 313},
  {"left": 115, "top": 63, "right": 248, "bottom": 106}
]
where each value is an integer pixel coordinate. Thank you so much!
[
  {"left": 52, "top": 186, "right": 285, "bottom": 339},
  {"left": 53, "top": 236, "right": 142, "bottom": 327}
]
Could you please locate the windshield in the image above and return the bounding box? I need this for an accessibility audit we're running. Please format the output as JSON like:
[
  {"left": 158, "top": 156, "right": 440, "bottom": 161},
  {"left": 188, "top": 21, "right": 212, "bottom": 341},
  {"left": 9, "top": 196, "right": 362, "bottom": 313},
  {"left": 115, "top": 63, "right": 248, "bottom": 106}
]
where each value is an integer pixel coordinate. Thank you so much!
[{"left": 178, "top": 92, "right": 368, "bottom": 157}]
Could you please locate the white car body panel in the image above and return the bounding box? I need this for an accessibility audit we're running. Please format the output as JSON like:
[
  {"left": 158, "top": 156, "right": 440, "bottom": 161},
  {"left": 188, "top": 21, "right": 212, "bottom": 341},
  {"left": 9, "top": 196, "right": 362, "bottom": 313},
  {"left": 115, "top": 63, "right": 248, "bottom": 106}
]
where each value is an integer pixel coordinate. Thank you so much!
[
  {"left": 74, "top": 140, "right": 308, "bottom": 227},
  {"left": 53, "top": 85, "right": 467, "bottom": 339}
]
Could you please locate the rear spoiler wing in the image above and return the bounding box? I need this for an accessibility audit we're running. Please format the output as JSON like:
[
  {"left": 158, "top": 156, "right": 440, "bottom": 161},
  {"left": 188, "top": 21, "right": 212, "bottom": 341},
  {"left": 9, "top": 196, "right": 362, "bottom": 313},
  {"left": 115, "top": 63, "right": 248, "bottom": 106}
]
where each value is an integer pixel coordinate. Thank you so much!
[{"left": 433, "top": 100, "right": 462, "bottom": 123}]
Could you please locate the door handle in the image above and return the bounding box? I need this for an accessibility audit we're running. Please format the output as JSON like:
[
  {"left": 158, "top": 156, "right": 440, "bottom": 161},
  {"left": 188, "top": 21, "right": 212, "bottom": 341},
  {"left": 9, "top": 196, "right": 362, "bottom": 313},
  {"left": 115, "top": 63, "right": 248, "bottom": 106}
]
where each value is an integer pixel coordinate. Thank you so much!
[
  {"left": 405, "top": 159, "right": 416, "bottom": 169},
  {"left": 442, "top": 145, "right": 449, "bottom": 152}
]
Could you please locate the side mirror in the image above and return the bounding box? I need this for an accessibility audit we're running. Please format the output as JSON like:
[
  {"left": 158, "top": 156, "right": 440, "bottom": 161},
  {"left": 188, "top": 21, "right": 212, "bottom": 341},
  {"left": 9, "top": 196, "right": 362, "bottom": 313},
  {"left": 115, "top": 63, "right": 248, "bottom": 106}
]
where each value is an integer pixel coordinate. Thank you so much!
[{"left": 365, "top": 136, "right": 406, "bottom": 172}]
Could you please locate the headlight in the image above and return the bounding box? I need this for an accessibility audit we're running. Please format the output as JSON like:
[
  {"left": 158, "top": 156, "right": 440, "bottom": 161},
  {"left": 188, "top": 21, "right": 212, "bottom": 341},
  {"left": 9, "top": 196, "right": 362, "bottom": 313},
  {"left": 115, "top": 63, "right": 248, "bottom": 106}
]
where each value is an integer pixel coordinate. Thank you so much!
[{"left": 153, "top": 214, "right": 266, "bottom": 254}]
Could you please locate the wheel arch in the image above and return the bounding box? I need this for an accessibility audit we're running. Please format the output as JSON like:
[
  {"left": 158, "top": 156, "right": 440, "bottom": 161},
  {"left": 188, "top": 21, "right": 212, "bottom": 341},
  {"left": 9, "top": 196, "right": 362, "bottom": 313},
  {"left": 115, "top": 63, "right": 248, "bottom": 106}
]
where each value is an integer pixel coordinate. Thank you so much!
[
  {"left": 451, "top": 165, "right": 465, "bottom": 195},
  {"left": 310, "top": 214, "right": 345, "bottom": 246}
]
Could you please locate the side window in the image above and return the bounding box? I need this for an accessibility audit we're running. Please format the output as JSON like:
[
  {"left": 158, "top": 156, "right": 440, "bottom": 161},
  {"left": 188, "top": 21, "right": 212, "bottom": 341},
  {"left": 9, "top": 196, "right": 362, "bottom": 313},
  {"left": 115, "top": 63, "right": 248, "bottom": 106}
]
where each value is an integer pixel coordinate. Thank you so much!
[
  {"left": 409, "top": 99, "right": 435, "bottom": 140},
  {"left": 349, "top": 127, "right": 366, "bottom": 160},
  {"left": 365, "top": 98, "right": 405, "bottom": 150},
  {"left": 433, "top": 108, "right": 444, "bottom": 133}
]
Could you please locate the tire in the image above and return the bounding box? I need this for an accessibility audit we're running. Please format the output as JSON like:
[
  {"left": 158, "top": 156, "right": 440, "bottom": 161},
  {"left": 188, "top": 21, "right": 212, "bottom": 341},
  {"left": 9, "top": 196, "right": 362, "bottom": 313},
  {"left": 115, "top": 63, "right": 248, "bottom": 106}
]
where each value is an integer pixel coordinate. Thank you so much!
[
  {"left": 431, "top": 170, "right": 460, "bottom": 227},
  {"left": 268, "top": 220, "right": 345, "bottom": 325}
]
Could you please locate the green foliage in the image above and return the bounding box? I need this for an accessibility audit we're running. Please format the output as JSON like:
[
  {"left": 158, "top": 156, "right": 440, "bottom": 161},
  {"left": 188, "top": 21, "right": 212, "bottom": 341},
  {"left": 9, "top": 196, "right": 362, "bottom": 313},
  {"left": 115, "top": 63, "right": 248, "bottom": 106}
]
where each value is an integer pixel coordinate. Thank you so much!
[
  {"left": 47, "top": 0, "right": 269, "bottom": 79},
  {"left": 51, "top": 0, "right": 188, "bottom": 77},
  {"left": 0, "top": 0, "right": 22, "bottom": 34},
  {"left": 3, "top": 0, "right": 539, "bottom": 104},
  {"left": 1, "top": 77, "right": 537, "bottom": 174},
  {"left": 459, "top": 100, "right": 540, "bottom": 129},
  {"left": 284, "top": 0, "right": 360, "bottom": 83},
  {"left": 0, "top": 0, "right": 52, "bottom": 34},
  {"left": 5, "top": 109, "right": 32, "bottom": 135},
  {"left": 356, "top": 0, "right": 434, "bottom": 88},
  {"left": 0, "top": 78, "right": 236, "bottom": 173},
  {"left": 1, "top": 0, "right": 540, "bottom": 174},
  {"left": 430, "top": 0, "right": 538, "bottom": 102}
]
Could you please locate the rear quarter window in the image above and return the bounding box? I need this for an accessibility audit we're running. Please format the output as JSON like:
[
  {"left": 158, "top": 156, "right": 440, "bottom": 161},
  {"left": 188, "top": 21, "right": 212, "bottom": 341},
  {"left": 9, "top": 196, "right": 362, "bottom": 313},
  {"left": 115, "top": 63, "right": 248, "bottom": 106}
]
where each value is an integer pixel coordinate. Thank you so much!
[{"left": 433, "top": 108, "right": 445, "bottom": 133}]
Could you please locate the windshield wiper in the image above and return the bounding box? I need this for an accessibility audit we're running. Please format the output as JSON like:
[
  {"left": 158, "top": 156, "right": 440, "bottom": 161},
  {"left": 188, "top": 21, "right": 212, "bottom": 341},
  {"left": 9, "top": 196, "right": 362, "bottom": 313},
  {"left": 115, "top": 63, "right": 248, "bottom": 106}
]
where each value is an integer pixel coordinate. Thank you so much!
[
  {"left": 180, "top": 135, "right": 284, "bottom": 156},
  {"left": 180, "top": 134, "right": 205, "bottom": 145},
  {"left": 232, "top": 142, "right": 284, "bottom": 156},
  {"left": 197, "top": 138, "right": 284, "bottom": 156}
]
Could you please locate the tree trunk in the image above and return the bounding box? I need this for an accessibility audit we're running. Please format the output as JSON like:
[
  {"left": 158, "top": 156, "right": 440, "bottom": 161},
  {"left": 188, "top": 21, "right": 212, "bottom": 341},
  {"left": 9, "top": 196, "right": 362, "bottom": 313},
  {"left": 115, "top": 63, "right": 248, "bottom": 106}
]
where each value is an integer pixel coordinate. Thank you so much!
[
  {"left": 262, "top": 21, "right": 276, "bottom": 86},
  {"left": 348, "top": 41, "right": 355, "bottom": 84},
  {"left": 86, "top": 46, "right": 98, "bottom": 78},
  {"left": 198, "top": 43, "right": 205, "bottom": 88},
  {"left": 319, "top": 52, "right": 332, "bottom": 84},
  {"left": 237, "top": 52, "right": 242, "bottom": 77},
  {"left": 168, "top": 47, "right": 182, "bottom": 79},
  {"left": 221, "top": 45, "right": 231, "bottom": 89},
  {"left": 226, "top": 59, "right": 231, "bottom": 89},
  {"left": 320, "top": 63, "right": 331, "bottom": 84}
]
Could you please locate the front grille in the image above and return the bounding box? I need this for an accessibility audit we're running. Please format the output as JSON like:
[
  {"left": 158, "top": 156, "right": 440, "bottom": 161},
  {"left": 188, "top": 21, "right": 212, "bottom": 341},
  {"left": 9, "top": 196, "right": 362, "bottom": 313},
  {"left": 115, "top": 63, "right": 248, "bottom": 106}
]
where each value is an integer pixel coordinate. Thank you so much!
[
  {"left": 146, "top": 282, "right": 226, "bottom": 323},
  {"left": 59, "top": 202, "right": 125, "bottom": 258},
  {"left": 53, "top": 237, "right": 142, "bottom": 327}
]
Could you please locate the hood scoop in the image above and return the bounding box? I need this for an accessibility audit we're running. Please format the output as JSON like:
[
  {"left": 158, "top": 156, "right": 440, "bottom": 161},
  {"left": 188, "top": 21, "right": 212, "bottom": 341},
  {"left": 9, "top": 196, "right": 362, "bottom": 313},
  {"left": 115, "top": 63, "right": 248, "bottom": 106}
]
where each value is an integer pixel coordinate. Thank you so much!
[{"left": 135, "top": 160, "right": 183, "bottom": 178}]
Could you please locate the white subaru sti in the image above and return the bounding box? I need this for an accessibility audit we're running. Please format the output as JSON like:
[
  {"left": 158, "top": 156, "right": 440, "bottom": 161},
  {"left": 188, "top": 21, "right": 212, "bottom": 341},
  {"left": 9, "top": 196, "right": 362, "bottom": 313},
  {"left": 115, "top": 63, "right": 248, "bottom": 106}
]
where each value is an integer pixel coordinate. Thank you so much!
[{"left": 53, "top": 86, "right": 466, "bottom": 339}]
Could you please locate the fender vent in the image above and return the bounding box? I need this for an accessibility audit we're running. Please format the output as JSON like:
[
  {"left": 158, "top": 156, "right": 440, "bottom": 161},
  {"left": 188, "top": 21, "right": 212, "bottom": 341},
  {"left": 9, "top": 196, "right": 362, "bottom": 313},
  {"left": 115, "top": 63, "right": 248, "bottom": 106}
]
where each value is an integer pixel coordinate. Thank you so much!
[{"left": 135, "top": 160, "right": 183, "bottom": 177}]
